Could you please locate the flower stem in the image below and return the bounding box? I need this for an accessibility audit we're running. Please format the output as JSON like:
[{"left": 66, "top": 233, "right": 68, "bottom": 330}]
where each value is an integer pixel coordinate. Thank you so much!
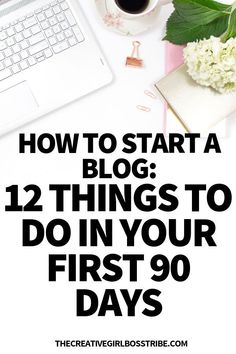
[{"left": 221, "top": 1, "right": 236, "bottom": 42}]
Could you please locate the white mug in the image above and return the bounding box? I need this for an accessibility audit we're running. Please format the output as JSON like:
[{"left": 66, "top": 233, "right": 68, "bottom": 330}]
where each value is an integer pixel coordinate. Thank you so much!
[{"left": 113, "top": 0, "right": 171, "bottom": 18}]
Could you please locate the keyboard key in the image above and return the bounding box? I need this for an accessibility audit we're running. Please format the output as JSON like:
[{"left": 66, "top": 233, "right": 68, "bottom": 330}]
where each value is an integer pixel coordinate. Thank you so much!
[
  {"left": 31, "top": 25, "right": 41, "bottom": 35},
  {"left": 41, "top": 21, "right": 50, "bottom": 30},
  {"left": 12, "top": 54, "right": 21, "bottom": 63},
  {"left": 60, "top": 21, "right": 69, "bottom": 30},
  {"left": 64, "top": 28, "right": 73, "bottom": 38},
  {"left": 4, "top": 48, "right": 13, "bottom": 58},
  {"left": 4, "top": 58, "right": 12, "bottom": 67},
  {"left": 0, "top": 68, "right": 12, "bottom": 81},
  {"left": 34, "top": 8, "right": 43, "bottom": 15},
  {"left": 15, "top": 33, "right": 24, "bottom": 42},
  {"left": 65, "top": 10, "right": 76, "bottom": 26},
  {"left": 0, "top": 31, "right": 7, "bottom": 40},
  {"left": 53, "top": 24, "right": 61, "bottom": 34},
  {"left": 7, "top": 37, "right": 15, "bottom": 46},
  {"left": 60, "top": 2, "right": 69, "bottom": 10},
  {"left": 29, "top": 40, "right": 48, "bottom": 55},
  {"left": 57, "top": 13, "right": 65, "bottom": 22},
  {"left": 37, "top": 55, "right": 45, "bottom": 62},
  {"left": 72, "top": 26, "right": 84, "bottom": 42},
  {"left": 7, "top": 27, "right": 15, "bottom": 36},
  {"left": 12, "top": 64, "right": 21, "bottom": 74},
  {"left": 49, "top": 17, "right": 58, "bottom": 26},
  {"left": 23, "top": 29, "right": 31, "bottom": 39},
  {"left": 0, "top": 53, "right": 4, "bottom": 61},
  {"left": 20, "top": 60, "right": 29, "bottom": 70},
  {"left": 53, "top": 5, "right": 61, "bottom": 14},
  {"left": 57, "top": 33, "right": 65, "bottom": 42},
  {"left": 0, "top": 62, "right": 4, "bottom": 70},
  {"left": 11, "top": 20, "right": 18, "bottom": 26},
  {"left": 45, "top": 9, "right": 54, "bottom": 18},
  {"left": 68, "top": 36, "right": 77, "bottom": 46},
  {"left": 0, "top": 42, "right": 7, "bottom": 50},
  {"left": 35, "top": 52, "right": 44, "bottom": 59},
  {"left": 42, "top": 5, "right": 50, "bottom": 11},
  {"left": 15, "top": 23, "right": 24, "bottom": 32},
  {"left": 3, "top": 23, "right": 10, "bottom": 30},
  {"left": 21, "top": 40, "right": 29, "bottom": 49},
  {"left": 45, "top": 28, "right": 53, "bottom": 38},
  {"left": 23, "top": 17, "right": 37, "bottom": 29},
  {"left": 28, "top": 56, "right": 37, "bottom": 66},
  {"left": 44, "top": 48, "right": 53, "bottom": 58},
  {"left": 21, "top": 50, "right": 29, "bottom": 59},
  {"left": 27, "top": 12, "right": 34, "bottom": 18},
  {"left": 12, "top": 44, "right": 21, "bottom": 53},
  {"left": 19, "top": 16, "right": 26, "bottom": 22},
  {"left": 49, "top": 36, "right": 57, "bottom": 46},
  {"left": 37, "top": 13, "right": 45, "bottom": 22},
  {"left": 53, "top": 40, "right": 69, "bottom": 54},
  {"left": 29, "top": 33, "right": 45, "bottom": 45}
]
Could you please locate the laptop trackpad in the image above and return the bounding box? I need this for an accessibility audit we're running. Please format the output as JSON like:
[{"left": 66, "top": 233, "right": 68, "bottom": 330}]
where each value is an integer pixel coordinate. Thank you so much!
[{"left": 0, "top": 81, "right": 38, "bottom": 129}]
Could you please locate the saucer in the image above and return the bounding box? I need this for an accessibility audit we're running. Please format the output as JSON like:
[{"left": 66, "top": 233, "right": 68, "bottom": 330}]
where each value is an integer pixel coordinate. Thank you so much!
[{"left": 94, "top": 0, "right": 161, "bottom": 36}]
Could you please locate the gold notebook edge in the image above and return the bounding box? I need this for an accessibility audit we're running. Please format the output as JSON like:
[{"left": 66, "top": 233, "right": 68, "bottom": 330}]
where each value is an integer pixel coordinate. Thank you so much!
[{"left": 154, "top": 84, "right": 190, "bottom": 133}]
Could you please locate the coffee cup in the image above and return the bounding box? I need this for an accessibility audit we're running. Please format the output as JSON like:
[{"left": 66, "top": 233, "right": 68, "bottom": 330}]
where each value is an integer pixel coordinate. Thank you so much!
[{"left": 113, "top": 0, "right": 171, "bottom": 18}]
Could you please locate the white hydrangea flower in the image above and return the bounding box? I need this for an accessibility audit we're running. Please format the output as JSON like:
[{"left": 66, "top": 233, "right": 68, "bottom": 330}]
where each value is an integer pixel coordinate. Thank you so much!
[{"left": 183, "top": 36, "right": 236, "bottom": 93}]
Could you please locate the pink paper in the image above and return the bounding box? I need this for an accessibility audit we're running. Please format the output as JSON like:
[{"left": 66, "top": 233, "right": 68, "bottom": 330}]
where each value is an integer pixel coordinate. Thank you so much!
[{"left": 165, "top": 42, "right": 184, "bottom": 74}]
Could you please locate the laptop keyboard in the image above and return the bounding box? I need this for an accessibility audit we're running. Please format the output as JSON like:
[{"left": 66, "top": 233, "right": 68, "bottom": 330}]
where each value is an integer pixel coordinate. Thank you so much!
[{"left": 0, "top": 0, "right": 84, "bottom": 82}]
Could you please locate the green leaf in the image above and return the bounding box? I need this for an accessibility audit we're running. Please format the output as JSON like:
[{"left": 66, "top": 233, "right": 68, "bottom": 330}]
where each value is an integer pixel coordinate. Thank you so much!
[
  {"left": 164, "top": 10, "right": 229, "bottom": 45},
  {"left": 173, "top": 0, "right": 231, "bottom": 25},
  {"left": 174, "top": 0, "right": 231, "bottom": 13},
  {"left": 221, "top": 8, "right": 236, "bottom": 42}
]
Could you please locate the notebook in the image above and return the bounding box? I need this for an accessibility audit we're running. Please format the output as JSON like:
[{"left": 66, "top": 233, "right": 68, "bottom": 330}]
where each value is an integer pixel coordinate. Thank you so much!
[{"left": 159, "top": 43, "right": 231, "bottom": 135}]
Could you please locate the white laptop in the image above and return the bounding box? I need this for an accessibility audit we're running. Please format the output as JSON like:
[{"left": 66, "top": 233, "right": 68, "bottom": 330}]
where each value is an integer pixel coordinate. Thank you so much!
[{"left": 0, "top": 0, "right": 113, "bottom": 135}]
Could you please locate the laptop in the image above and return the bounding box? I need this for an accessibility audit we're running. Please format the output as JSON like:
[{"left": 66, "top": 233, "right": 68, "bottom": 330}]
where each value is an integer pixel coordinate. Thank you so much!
[{"left": 0, "top": 0, "right": 113, "bottom": 135}]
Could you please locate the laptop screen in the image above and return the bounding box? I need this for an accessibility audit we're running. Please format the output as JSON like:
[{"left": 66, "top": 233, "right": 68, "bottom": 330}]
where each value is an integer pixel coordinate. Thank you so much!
[
  {"left": 0, "top": 0, "right": 25, "bottom": 14},
  {"left": 0, "top": 0, "right": 24, "bottom": 7}
]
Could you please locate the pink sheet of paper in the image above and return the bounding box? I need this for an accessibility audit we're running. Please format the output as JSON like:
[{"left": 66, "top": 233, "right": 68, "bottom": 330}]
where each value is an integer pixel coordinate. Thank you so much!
[
  {"left": 163, "top": 43, "right": 184, "bottom": 133},
  {"left": 166, "top": 43, "right": 184, "bottom": 73}
]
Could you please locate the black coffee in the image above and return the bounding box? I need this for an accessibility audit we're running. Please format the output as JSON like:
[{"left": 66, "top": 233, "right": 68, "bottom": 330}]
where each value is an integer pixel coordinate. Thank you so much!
[{"left": 115, "top": 0, "right": 149, "bottom": 14}]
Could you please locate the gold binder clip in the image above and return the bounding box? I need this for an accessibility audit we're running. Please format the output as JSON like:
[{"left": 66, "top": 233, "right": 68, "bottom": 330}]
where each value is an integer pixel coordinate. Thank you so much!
[{"left": 126, "top": 41, "right": 144, "bottom": 68}]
